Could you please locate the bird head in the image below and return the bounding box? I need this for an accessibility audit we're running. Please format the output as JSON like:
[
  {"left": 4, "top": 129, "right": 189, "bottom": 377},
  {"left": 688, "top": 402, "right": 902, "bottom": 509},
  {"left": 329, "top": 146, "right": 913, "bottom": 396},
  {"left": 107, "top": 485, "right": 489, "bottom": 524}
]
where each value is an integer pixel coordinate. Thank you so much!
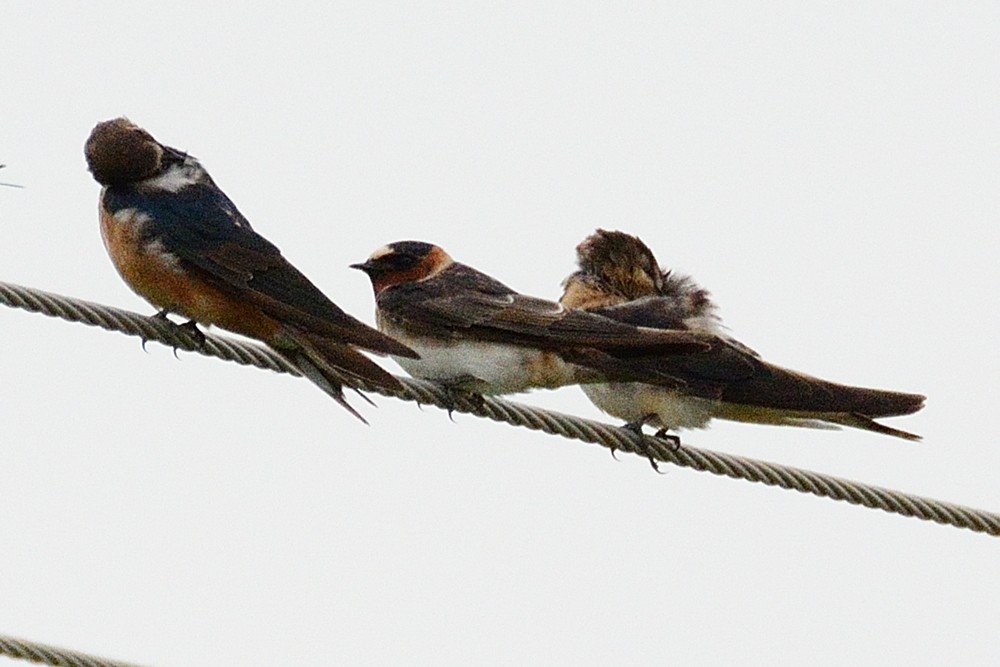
[{"left": 351, "top": 241, "right": 454, "bottom": 294}]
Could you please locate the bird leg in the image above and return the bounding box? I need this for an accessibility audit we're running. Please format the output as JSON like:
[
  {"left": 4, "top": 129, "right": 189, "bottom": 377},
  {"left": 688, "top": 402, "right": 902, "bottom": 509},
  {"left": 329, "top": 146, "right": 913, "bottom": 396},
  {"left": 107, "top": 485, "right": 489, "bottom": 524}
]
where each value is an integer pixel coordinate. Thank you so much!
[
  {"left": 612, "top": 414, "right": 657, "bottom": 464},
  {"left": 617, "top": 415, "right": 675, "bottom": 472},
  {"left": 652, "top": 428, "right": 682, "bottom": 452},
  {"left": 145, "top": 310, "right": 206, "bottom": 353},
  {"left": 435, "top": 376, "right": 487, "bottom": 421},
  {"left": 141, "top": 310, "right": 172, "bottom": 352},
  {"left": 178, "top": 320, "right": 207, "bottom": 348}
]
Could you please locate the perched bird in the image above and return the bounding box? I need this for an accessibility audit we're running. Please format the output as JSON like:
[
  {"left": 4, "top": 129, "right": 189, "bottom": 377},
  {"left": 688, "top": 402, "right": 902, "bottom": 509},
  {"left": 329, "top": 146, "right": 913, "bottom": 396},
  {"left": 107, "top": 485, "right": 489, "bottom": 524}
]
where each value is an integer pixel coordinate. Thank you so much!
[
  {"left": 560, "top": 229, "right": 925, "bottom": 441},
  {"left": 84, "top": 117, "right": 417, "bottom": 421},
  {"left": 350, "top": 241, "right": 710, "bottom": 399}
]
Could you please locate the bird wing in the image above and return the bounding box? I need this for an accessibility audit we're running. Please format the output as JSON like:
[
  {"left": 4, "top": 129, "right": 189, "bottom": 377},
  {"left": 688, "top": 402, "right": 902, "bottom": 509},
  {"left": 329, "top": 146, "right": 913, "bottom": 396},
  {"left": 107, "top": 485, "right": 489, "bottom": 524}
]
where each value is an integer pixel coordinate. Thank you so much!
[
  {"left": 589, "top": 294, "right": 694, "bottom": 330},
  {"left": 592, "top": 298, "right": 924, "bottom": 416},
  {"left": 105, "top": 182, "right": 415, "bottom": 357},
  {"left": 379, "top": 265, "right": 709, "bottom": 354}
]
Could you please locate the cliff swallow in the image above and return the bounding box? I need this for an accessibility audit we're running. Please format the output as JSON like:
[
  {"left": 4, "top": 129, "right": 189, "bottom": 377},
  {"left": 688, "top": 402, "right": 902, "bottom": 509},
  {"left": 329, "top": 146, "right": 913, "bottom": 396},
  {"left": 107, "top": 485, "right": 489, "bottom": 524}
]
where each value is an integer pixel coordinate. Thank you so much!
[
  {"left": 560, "top": 229, "right": 926, "bottom": 441},
  {"left": 84, "top": 117, "right": 417, "bottom": 421},
  {"left": 350, "top": 241, "right": 711, "bottom": 400}
]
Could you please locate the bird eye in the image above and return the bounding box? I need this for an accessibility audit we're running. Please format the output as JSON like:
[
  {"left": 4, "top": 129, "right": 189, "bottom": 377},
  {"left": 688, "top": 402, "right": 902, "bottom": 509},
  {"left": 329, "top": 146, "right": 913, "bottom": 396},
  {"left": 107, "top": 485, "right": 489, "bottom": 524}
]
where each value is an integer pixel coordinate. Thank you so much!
[{"left": 388, "top": 253, "right": 419, "bottom": 269}]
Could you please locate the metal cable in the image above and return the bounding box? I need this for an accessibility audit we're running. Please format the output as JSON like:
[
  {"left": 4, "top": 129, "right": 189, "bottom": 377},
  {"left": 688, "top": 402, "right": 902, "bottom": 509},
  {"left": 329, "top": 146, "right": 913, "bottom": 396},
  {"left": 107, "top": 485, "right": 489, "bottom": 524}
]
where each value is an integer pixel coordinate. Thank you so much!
[
  {"left": 2, "top": 279, "right": 998, "bottom": 537},
  {"left": 0, "top": 634, "right": 145, "bottom": 667}
]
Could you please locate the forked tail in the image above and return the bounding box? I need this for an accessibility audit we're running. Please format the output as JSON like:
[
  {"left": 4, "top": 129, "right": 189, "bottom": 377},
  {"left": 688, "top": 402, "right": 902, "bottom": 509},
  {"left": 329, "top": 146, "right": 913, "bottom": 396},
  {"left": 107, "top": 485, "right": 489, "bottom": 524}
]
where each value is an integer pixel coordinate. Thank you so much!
[{"left": 275, "top": 328, "right": 405, "bottom": 423}]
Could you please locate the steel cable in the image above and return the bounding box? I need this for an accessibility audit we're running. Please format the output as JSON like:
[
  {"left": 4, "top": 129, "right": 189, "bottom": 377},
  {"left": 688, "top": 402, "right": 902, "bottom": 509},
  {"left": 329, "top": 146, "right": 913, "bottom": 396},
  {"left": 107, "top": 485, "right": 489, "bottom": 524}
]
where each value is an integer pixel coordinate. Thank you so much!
[
  {"left": 2, "top": 279, "right": 997, "bottom": 537},
  {"left": 0, "top": 634, "right": 144, "bottom": 667}
]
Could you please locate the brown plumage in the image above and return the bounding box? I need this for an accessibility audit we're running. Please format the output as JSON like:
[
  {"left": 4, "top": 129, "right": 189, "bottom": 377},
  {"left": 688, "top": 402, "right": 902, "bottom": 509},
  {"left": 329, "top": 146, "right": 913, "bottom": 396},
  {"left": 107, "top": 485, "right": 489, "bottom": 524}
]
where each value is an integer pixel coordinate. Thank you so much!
[
  {"left": 85, "top": 117, "right": 417, "bottom": 421},
  {"left": 351, "top": 240, "right": 711, "bottom": 397},
  {"left": 561, "top": 229, "right": 925, "bottom": 440}
]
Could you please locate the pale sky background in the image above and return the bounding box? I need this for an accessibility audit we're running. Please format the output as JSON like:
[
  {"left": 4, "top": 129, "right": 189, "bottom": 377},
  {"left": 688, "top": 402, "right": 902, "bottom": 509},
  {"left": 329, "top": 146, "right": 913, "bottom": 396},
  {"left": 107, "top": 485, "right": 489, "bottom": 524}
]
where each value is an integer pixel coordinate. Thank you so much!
[{"left": 2, "top": 2, "right": 998, "bottom": 665}]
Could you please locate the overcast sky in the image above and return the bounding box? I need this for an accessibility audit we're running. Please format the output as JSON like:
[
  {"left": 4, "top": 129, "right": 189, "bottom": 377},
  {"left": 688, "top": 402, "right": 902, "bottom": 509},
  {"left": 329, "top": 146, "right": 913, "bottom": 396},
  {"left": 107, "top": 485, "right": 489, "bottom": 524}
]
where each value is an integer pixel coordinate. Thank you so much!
[{"left": 2, "top": 2, "right": 998, "bottom": 665}]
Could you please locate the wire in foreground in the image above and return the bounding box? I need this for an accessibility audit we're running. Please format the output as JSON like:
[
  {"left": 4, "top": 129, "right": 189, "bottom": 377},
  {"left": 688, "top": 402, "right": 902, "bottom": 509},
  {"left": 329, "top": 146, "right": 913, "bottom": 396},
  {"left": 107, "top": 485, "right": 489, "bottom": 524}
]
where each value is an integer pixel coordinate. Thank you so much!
[
  {"left": 1, "top": 279, "right": 998, "bottom": 537},
  {"left": 0, "top": 634, "right": 145, "bottom": 667}
]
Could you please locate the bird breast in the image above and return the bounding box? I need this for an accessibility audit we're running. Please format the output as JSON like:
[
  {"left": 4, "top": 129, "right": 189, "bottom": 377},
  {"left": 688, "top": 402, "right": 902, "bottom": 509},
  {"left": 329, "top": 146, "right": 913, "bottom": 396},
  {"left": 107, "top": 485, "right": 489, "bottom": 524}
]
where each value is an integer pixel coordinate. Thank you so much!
[
  {"left": 581, "top": 382, "right": 716, "bottom": 430},
  {"left": 378, "top": 318, "right": 575, "bottom": 394}
]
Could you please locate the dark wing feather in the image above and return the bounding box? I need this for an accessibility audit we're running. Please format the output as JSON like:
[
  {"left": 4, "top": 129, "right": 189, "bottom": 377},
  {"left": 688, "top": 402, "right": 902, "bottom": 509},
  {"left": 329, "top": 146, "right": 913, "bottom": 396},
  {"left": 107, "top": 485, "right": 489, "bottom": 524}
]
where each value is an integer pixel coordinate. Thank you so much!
[
  {"left": 380, "top": 265, "right": 708, "bottom": 353},
  {"left": 591, "top": 297, "right": 924, "bottom": 416},
  {"left": 709, "top": 359, "right": 925, "bottom": 416},
  {"left": 590, "top": 295, "right": 693, "bottom": 330},
  {"left": 105, "top": 183, "right": 415, "bottom": 357}
]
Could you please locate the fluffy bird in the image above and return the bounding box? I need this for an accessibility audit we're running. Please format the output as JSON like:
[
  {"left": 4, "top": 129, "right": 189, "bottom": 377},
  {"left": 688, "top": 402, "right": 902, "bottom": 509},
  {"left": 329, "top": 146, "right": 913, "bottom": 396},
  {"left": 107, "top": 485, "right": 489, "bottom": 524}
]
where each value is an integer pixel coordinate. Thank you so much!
[
  {"left": 560, "top": 229, "right": 925, "bottom": 441},
  {"left": 84, "top": 117, "right": 417, "bottom": 421},
  {"left": 351, "top": 241, "right": 711, "bottom": 398}
]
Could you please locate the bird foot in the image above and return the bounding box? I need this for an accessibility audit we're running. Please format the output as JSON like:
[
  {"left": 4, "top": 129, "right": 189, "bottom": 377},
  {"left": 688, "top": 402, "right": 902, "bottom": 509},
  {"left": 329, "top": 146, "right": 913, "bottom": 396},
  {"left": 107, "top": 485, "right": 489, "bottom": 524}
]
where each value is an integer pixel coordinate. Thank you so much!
[
  {"left": 653, "top": 428, "right": 682, "bottom": 452},
  {"left": 618, "top": 416, "right": 673, "bottom": 472},
  {"left": 614, "top": 416, "right": 650, "bottom": 459},
  {"left": 141, "top": 310, "right": 172, "bottom": 352},
  {"left": 178, "top": 320, "right": 207, "bottom": 349},
  {"left": 143, "top": 311, "right": 206, "bottom": 354},
  {"left": 437, "top": 379, "right": 486, "bottom": 421},
  {"left": 622, "top": 419, "right": 647, "bottom": 434}
]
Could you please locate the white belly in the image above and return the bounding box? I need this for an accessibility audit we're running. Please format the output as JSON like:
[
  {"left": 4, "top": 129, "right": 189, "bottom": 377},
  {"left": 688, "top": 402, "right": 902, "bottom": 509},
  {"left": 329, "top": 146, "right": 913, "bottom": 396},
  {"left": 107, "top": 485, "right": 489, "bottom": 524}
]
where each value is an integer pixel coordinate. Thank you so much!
[
  {"left": 382, "top": 321, "right": 577, "bottom": 395},
  {"left": 582, "top": 382, "right": 847, "bottom": 433},
  {"left": 581, "top": 382, "right": 716, "bottom": 431}
]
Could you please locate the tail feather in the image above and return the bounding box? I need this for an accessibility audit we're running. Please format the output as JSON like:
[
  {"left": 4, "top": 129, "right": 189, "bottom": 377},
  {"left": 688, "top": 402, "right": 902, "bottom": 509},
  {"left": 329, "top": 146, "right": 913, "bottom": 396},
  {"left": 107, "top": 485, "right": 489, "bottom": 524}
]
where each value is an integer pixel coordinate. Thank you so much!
[
  {"left": 720, "top": 360, "right": 926, "bottom": 418},
  {"left": 617, "top": 342, "right": 926, "bottom": 419},
  {"left": 325, "top": 317, "right": 420, "bottom": 359},
  {"left": 274, "top": 327, "right": 406, "bottom": 422},
  {"left": 284, "top": 351, "right": 369, "bottom": 424},
  {"left": 712, "top": 401, "right": 923, "bottom": 441},
  {"left": 813, "top": 382, "right": 925, "bottom": 418},
  {"left": 824, "top": 412, "right": 922, "bottom": 442},
  {"left": 294, "top": 332, "right": 404, "bottom": 392}
]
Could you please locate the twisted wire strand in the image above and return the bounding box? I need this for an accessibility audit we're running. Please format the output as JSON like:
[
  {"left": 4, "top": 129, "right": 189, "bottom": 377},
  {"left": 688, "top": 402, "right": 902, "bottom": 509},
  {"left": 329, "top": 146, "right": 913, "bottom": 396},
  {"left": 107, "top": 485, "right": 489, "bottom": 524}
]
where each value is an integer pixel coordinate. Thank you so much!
[
  {"left": 2, "top": 279, "right": 998, "bottom": 537},
  {"left": 0, "top": 634, "right": 144, "bottom": 667}
]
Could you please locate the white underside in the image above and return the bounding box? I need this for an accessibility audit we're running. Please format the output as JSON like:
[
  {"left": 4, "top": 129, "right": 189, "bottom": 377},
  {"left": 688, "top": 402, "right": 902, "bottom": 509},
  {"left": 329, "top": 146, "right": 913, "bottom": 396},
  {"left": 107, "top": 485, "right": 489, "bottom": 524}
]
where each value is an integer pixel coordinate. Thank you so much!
[
  {"left": 582, "top": 382, "right": 716, "bottom": 430},
  {"left": 380, "top": 318, "right": 576, "bottom": 394},
  {"left": 582, "top": 382, "right": 840, "bottom": 432}
]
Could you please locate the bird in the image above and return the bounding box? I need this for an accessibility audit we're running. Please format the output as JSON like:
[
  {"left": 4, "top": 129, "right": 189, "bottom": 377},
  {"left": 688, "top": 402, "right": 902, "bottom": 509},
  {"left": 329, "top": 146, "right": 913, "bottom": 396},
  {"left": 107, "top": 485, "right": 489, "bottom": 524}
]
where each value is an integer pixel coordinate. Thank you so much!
[
  {"left": 350, "top": 240, "right": 711, "bottom": 402},
  {"left": 83, "top": 117, "right": 418, "bottom": 421},
  {"left": 560, "top": 229, "right": 926, "bottom": 442}
]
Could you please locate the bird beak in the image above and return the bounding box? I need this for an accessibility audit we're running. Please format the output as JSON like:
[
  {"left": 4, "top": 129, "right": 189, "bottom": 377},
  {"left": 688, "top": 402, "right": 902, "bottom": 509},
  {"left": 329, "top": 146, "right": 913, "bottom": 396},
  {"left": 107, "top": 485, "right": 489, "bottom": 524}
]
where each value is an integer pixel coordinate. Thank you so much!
[
  {"left": 160, "top": 145, "right": 189, "bottom": 166},
  {"left": 350, "top": 260, "right": 375, "bottom": 274}
]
